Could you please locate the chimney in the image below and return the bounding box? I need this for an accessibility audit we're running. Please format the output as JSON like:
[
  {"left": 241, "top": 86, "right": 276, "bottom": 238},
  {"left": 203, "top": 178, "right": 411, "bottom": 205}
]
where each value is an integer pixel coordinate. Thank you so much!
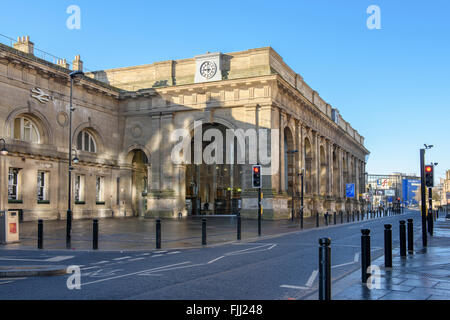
[
  {"left": 13, "top": 35, "right": 34, "bottom": 55},
  {"left": 72, "top": 55, "right": 83, "bottom": 71},
  {"left": 56, "top": 58, "right": 70, "bottom": 69}
]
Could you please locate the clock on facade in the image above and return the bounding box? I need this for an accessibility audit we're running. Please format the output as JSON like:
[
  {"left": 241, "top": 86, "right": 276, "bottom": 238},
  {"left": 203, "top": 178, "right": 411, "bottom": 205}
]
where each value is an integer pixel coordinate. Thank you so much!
[{"left": 199, "top": 61, "right": 217, "bottom": 79}]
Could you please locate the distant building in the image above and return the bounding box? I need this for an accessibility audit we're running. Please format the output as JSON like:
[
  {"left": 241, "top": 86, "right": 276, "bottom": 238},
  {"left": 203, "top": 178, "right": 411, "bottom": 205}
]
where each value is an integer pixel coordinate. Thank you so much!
[
  {"left": 439, "top": 170, "right": 450, "bottom": 208},
  {"left": 366, "top": 173, "right": 420, "bottom": 209}
]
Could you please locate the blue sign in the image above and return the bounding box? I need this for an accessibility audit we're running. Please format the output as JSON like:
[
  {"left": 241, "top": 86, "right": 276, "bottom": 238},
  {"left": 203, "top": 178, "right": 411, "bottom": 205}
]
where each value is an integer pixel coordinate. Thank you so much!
[{"left": 346, "top": 183, "right": 355, "bottom": 198}]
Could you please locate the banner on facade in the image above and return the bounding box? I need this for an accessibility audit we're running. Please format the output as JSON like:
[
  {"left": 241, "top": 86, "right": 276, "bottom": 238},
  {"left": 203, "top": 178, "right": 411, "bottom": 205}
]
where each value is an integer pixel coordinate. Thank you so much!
[{"left": 346, "top": 183, "right": 355, "bottom": 198}]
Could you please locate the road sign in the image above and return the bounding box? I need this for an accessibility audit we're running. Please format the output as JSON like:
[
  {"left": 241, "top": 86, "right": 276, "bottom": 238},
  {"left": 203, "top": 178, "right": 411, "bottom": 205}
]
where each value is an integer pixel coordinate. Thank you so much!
[{"left": 346, "top": 183, "right": 355, "bottom": 198}]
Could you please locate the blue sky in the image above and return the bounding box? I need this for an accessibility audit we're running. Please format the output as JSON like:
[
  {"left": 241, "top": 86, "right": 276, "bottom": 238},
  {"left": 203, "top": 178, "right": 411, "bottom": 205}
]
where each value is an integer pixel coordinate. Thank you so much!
[{"left": 1, "top": 0, "right": 449, "bottom": 179}]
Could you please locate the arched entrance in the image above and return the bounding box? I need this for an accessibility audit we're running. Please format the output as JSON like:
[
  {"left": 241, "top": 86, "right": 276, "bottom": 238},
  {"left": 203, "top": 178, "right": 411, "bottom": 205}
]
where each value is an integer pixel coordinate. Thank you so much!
[
  {"left": 284, "top": 127, "right": 295, "bottom": 195},
  {"left": 128, "top": 149, "right": 148, "bottom": 216},
  {"left": 185, "top": 122, "right": 242, "bottom": 215}
]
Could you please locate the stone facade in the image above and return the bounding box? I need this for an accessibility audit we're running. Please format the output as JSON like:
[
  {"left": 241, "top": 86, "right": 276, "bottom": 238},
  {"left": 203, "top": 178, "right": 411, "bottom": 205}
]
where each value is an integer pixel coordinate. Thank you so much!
[{"left": 0, "top": 36, "right": 369, "bottom": 221}]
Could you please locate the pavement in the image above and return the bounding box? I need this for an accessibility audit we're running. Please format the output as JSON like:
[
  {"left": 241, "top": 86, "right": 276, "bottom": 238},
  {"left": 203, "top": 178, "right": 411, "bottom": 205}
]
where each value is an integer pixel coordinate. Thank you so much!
[
  {"left": 1, "top": 211, "right": 368, "bottom": 251},
  {"left": 310, "top": 213, "right": 450, "bottom": 300}
]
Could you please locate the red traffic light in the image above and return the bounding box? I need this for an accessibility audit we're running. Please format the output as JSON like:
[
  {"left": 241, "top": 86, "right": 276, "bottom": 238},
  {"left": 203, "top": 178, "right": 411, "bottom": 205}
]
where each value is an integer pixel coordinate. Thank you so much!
[
  {"left": 425, "top": 165, "right": 432, "bottom": 173},
  {"left": 253, "top": 167, "right": 260, "bottom": 173}
]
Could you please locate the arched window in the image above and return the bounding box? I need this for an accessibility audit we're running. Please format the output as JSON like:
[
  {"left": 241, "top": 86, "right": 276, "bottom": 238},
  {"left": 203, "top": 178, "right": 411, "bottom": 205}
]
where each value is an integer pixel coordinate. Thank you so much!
[
  {"left": 12, "top": 116, "right": 40, "bottom": 143},
  {"left": 77, "top": 130, "right": 97, "bottom": 153}
]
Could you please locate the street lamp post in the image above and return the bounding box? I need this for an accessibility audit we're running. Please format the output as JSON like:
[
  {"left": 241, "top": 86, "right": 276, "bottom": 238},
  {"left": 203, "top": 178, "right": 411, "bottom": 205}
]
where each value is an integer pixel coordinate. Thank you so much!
[
  {"left": 66, "top": 70, "right": 84, "bottom": 249},
  {"left": 299, "top": 168, "right": 304, "bottom": 229},
  {"left": 0, "top": 138, "right": 8, "bottom": 156}
]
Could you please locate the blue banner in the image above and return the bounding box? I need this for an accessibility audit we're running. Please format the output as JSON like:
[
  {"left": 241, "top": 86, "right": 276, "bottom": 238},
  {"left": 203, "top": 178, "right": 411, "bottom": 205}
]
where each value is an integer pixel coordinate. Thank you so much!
[{"left": 346, "top": 183, "right": 355, "bottom": 198}]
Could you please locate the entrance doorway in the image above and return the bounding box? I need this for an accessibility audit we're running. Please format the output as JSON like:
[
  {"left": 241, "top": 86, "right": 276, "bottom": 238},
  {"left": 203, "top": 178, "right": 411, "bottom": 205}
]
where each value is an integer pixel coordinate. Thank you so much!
[
  {"left": 129, "top": 149, "right": 148, "bottom": 216},
  {"left": 185, "top": 122, "right": 242, "bottom": 215}
]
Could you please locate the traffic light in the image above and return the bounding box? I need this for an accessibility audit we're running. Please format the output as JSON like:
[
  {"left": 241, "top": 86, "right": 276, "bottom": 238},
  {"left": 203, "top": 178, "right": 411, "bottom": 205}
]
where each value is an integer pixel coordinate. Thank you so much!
[
  {"left": 252, "top": 165, "right": 261, "bottom": 188},
  {"left": 425, "top": 165, "right": 434, "bottom": 187}
]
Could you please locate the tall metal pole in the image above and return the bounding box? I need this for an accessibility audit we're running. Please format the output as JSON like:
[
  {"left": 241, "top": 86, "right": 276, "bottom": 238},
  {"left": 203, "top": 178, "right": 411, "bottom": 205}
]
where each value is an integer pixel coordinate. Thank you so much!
[
  {"left": 420, "top": 149, "right": 427, "bottom": 247},
  {"left": 258, "top": 187, "right": 261, "bottom": 236},
  {"left": 300, "top": 170, "right": 304, "bottom": 229},
  {"left": 66, "top": 77, "right": 73, "bottom": 249}
]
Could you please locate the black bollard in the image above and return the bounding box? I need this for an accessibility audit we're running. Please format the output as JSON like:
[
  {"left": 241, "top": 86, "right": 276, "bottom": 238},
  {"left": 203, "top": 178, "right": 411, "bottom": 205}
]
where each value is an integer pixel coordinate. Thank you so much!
[
  {"left": 316, "top": 211, "right": 319, "bottom": 228},
  {"left": 37, "top": 219, "right": 43, "bottom": 249},
  {"left": 384, "top": 224, "right": 392, "bottom": 268},
  {"left": 347, "top": 211, "right": 349, "bottom": 223},
  {"left": 156, "top": 219, "right": 161, "bottom": 249},
  {"left": 334, "top": 212, "right": 337, "bottom": 225},
  {"left": 427, "top": 210, "right": 434, "bottom": 236},
  {"left": 93, "top": 219, "right": 98, "bottom": 250},
  {"left": 318, "top": 238, "right": 331, "bottom": 300},
  {"left": 361, "top": 229, "right": 371, "bottom": 283},
  {"left": 300, "top": 210, "right": 304, "bottom": 229},
  {"left": 352, "top": 211, "right": 355, "bottom": 222},
  {"left": 407, "top": 219, "right": 414, "bottom": 254},
  {"left": 399, "top": 220, "right": 406, "bottom": 257},
  {"left": 325, "top": 212, "right": 329, "bottom": 226},
  {"left": 340, "top": 211, "right": 343, "bottom": 224},
  {"left": 237, "top": 215, "right": 241, "bottom": 241},
  {"left": 202, "top": 218, "right": 207, "bottom": 245}
]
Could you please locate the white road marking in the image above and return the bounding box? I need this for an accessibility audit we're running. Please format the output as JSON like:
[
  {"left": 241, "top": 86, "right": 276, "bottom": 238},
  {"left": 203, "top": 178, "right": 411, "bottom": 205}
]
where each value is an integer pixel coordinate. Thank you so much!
[
  {"left": 167, "top": 251, "right": 180, "bottom": 255},
  {"left": 306, "top": 270, "right": 318, "bottom": 287},
  {"left": 152, "top": 254, "right": 163, "bottom": 258},
  {"left": 45, "top": 256, "right": 74, "bottom": 262},
  {"left": 80, "top": 261, "right": 191, "bottom": 286},
  {"left": 87, "top": 269, "right": 124, "bottom": 278},
  {"left": 0, "top": 256, "right": 74, "bottom": 262},
  {"left": 81, "top": 266, "right": 101, "bottom": 271},
  {"left": 280, "top": 285, "right": 309, "bottom": 290},
  {"left": 113, "top": 256, "right": 132, "bottom": 261},
  {"left": 0, "top": 258, "right": 51, "bottom": 262},
  {"left": 93, "top": 261, "right": 109, "bottom": 265},
  {"left": 128, "top": 257, "right": 145, "bottom": 262},
  {"left": 138, "top": 253, "right": 151, "bottom": 256},
  {"left": 225, "top": 243, "right": 277, "bottom": 256},
  {"left": 0, "top": 281, "right": 14, "bottom": 285},
  {"left": 154, "top": 251, "right": 167, "bottom": 254},
  {"left": 207, "top": 256, "right": 225, "bottom": 264},
  {"left": 332, "top": 261, "right": 357, "bottom": 269}
]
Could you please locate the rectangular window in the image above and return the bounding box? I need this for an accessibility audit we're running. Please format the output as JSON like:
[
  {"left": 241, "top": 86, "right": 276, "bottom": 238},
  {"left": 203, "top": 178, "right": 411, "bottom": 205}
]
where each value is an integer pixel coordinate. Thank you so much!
[
  {"left": 37, "top": 171, "right": 49, "bottom": 203},
  {"left": 96, "top": 176, "right": 105, "bottom": 204},
  {"left": 8, "top": 168, "right": 20, "bottom": 201},
  {"left": 75, "top": 174, "right": 85, "bottom": 203}
]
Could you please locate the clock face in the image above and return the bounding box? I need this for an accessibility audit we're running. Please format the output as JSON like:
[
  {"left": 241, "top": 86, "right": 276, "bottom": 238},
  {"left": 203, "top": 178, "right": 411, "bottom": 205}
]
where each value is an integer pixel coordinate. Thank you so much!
[{"left": 200, "top": 61, "right": 217, "bottom": 79}]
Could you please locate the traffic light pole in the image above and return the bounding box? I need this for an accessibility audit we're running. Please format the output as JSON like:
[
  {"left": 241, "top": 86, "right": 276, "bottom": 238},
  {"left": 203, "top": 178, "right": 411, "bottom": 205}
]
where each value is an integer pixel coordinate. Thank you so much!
[
  {"left": 300, "top": 171, "right": 304, "bottom": 229},
  {"left": 428, "top": 187, "right": 433, "bottom": 236},
  {"left": 420, "top": 149, "right": 427, "bottom": 247},
  {"left": 258, "top": 187, "right": 261, "bottom": 236}
]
